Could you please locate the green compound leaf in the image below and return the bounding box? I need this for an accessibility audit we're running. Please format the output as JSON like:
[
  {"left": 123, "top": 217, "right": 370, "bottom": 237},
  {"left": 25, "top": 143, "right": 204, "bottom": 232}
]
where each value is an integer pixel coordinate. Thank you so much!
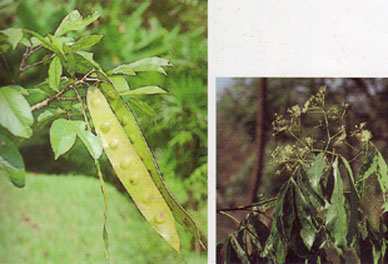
[
  {"left": 0, "top": 133, "right": 25, "bottom": 187},
  {"left": 325, "top": 157, "right": 347, "bottom": 248},
  {"left": 54, "top": 10, "right": 100, "bottom": 37},
  {"left": 49, "top": 119, "right": 77, "bottom": 160},
  {"left": 0, "top": 86, "right": 33, "bottom": 138},
  {"left": 87, "top": 86, "right": 180, "bottom": 254},
  {"left": 48, "top": 57, "right": 62, "bottom": 91},
  {"left": 98, "top": 81, "right": 206, "bottom": 249},
  {"left": 1, "top": 28, "right": 23, "bottom": 49},
  {"left": 120, "top": 86, "right": 168, "bottom": 96},
  {"left": 70, "top": 35, "right": 104, "bottom": 52}
]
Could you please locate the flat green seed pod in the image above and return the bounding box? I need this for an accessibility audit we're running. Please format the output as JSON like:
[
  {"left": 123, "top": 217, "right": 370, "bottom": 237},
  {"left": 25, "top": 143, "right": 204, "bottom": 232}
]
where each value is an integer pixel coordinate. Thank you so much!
[
  {"left": 99, "top": 82, "right": 205, "bottom": 248},
  {"left": 87, "top": 86, "right": 180, "bottom": 253}
]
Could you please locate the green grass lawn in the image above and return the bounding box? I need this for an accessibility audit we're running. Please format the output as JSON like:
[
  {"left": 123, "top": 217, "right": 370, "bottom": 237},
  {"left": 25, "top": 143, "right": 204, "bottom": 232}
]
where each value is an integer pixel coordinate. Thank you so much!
[{"left": 0, "top": 173, "right": 207, "bottom": 264}]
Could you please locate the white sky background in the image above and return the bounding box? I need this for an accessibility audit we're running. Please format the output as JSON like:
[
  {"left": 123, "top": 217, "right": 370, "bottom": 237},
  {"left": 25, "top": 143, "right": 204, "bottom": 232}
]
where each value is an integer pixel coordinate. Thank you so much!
[{"left": 208, "top": 1, "right": 388, "bottom": 263}]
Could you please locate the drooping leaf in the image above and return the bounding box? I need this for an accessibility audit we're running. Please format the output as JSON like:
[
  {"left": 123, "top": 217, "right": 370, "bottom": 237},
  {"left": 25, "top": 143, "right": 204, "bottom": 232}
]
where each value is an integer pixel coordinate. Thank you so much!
[
  {"left": 340, "top": 156, "right": 360, "bottom": 244},
  {"left": 49, "top": 119, "right": 77, "bottom": 159},
  {"left": 229, "top": 235, "right": 250, "bottom": 264},
  {"left": 110, "top": 75, "right": 130, "bottom": 93},
  {"left": 98, "top": 81, "right": 205, "bottom": 249},
  {"left": 127, "top": 57, "right": 173, "bottom": 75},
  {"left": 358, "top": 150, "right": 378, "bottom": 182},
  {"left": 224, "top": 236, "right": 242, "bottom": 264},
  {"left": 108, "top": 64, "right": 136, "bottom": 76},
  {"left": 54, "top": 10, "right": 100, "bottom": 37},
  {"left": 87, "top": 86, "right": 181, "bottom": 254},
  {"left": 263, "top": 182, "right": 289, "bottom": 263},
  {"left": 307, "top": 153, "right": 325, "bottom": 194},
  {"left": 377, "top": 151, "right": 388, "bottom": 212},
  {"left": 73, "top": 122, "right": 103, "bottom": 160},
  {"left": 0, "top": 86, "right": 33, "bottom": 138},
  {"left": 1, "top": 28, "right": 23, "bottom": 49},
  {"left": 47, "top": 34, "right": 64, "bottom": 55},
  {"left": 0, "top": 133, "right": 25, "bottom": 187},
  {"left": 37, "top": 108, "right": 65, "bottom": 123},
  {"left": 246, "top": 213, "right": 270, "bottom": 252},
  {"left": 22, "top": 29, "right": 64, "bottom": 60},
  {"left": 125, "top": 97, "right": 156, "bottom": 118},
  {"left": 70, "top": 35, "right": 104, "bottom": 52},
  {"left": 67, "top": 51, "right": 101, "bottom": 74},
  {"left": 325, "top": 157, "right": 347, "bottom": 248},
  {"left": 120, "top": 86, "right": 168, "bottom": 96},
  {"left": 294, "top": 181, "right": 316, "bottom": 251},
  {"left": 48, "top": 57, "right": 62, "bottom": 91}
]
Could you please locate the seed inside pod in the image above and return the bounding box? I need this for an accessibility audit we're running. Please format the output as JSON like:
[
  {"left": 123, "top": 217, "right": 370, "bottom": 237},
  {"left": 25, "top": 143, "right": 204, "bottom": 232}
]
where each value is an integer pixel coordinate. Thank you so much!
[
  {"left": 100, "top": 122, "right": 111, "bottom": 133},
  {"left": 120, "top": 157, "right": 132, "bottom": 169},
  {"left": 109, "top": 139, "right": 119, "bottom": 149}
]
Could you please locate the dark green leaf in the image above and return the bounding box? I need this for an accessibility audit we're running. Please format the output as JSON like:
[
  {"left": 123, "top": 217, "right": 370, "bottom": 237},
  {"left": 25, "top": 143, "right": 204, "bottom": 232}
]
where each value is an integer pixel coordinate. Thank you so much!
[
  {"left": 0, "top": 86, "right": 33, "bottom": 138},
  {"left": 49, "top": 119, "right": 77, "bottom": 159},
  {"left": 358, "top": 150, "right": 378, "bottom": 182},
  {"left": 263, "top": 182, "right": 289, "bottom": 263},
  {"left": 48, "top": 57, "right": 62, "bottom": 91},
  {"left": 377, "top": 151, "right": 388, "bottom": 212},
  {"left": 293, "top": 181, "right": 316, "bottom": 251},
  {"left": 0, "top": 133, "right": 25, "bottom": 187},
  {"left": 340, "top": 156, "right": 360, "bottom": 244},
  {"left": 229, "top": 236, "right": 250, "bottom": 264},
  {"left": 120, "top": 86, "right": 168, "bottom": 96},
  {"left": 325, "top": 158, "right": 347, "bottom": 248},
  {"left": 307, "top": 153, "right": 325, "bottom": 194},
  {"left": 246, "top": 214, "right": 270, "bottom": 251},
  {"left": 54, "top": 10, "right": 100, "bottom": 37},
  {"left": 67, "top": 51, "right": 101, "bottom": 74},
  {"left": 1, "top": 28, "right": 23, "bottom": 49},
  {"left": 70, "top": 35, "right": 103, "bottom": 52}
]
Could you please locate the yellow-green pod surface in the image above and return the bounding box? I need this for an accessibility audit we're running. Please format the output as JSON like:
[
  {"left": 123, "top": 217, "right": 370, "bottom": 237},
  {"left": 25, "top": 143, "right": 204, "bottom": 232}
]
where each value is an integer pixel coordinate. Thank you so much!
[
  {"left": 87, "top": 86, "right": 180, "bottom": 253},
  {"left": 98, "top": 82, "right": 205, "bottom": 248}
]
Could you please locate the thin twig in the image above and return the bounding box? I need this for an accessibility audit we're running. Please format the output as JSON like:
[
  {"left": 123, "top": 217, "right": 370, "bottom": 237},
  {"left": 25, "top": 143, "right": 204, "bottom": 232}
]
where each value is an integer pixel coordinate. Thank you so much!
[
  {"left": 72, "top": 86, "right": 89, "bottom": 128},
  {"left": 217, "top": 198, "right": 277, "bottom": 213},
  {"left": 57, "top": 97, "right": 77, "bottom": 101},
  {"left": 30, "top": 69, "right": 98, "bottom": 112}
]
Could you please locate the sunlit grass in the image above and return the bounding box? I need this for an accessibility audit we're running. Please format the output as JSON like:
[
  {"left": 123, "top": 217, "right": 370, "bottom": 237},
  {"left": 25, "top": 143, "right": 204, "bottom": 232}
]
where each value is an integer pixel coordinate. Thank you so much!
[{"left": 0, "top": 173, "right": 206, "bottom": 264}]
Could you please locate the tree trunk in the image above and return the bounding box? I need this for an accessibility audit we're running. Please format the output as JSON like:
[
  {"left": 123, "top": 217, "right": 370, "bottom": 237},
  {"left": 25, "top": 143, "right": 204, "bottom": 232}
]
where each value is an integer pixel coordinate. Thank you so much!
[{"left": 248, "top": 78, "right": 267, "bottom": 203}]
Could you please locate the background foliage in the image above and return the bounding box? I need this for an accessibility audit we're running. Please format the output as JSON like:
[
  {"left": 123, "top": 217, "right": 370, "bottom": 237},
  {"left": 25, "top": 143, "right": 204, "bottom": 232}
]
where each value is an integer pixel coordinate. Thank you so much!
[{"left": 0, "top": 0, "right": 207, "bottom": 262}]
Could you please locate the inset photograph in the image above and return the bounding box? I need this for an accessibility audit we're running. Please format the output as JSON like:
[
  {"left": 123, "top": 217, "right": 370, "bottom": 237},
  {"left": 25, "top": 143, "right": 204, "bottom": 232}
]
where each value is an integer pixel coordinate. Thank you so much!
[{"left": 217, "top": 78, "right": 388, "bottom": 263}]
